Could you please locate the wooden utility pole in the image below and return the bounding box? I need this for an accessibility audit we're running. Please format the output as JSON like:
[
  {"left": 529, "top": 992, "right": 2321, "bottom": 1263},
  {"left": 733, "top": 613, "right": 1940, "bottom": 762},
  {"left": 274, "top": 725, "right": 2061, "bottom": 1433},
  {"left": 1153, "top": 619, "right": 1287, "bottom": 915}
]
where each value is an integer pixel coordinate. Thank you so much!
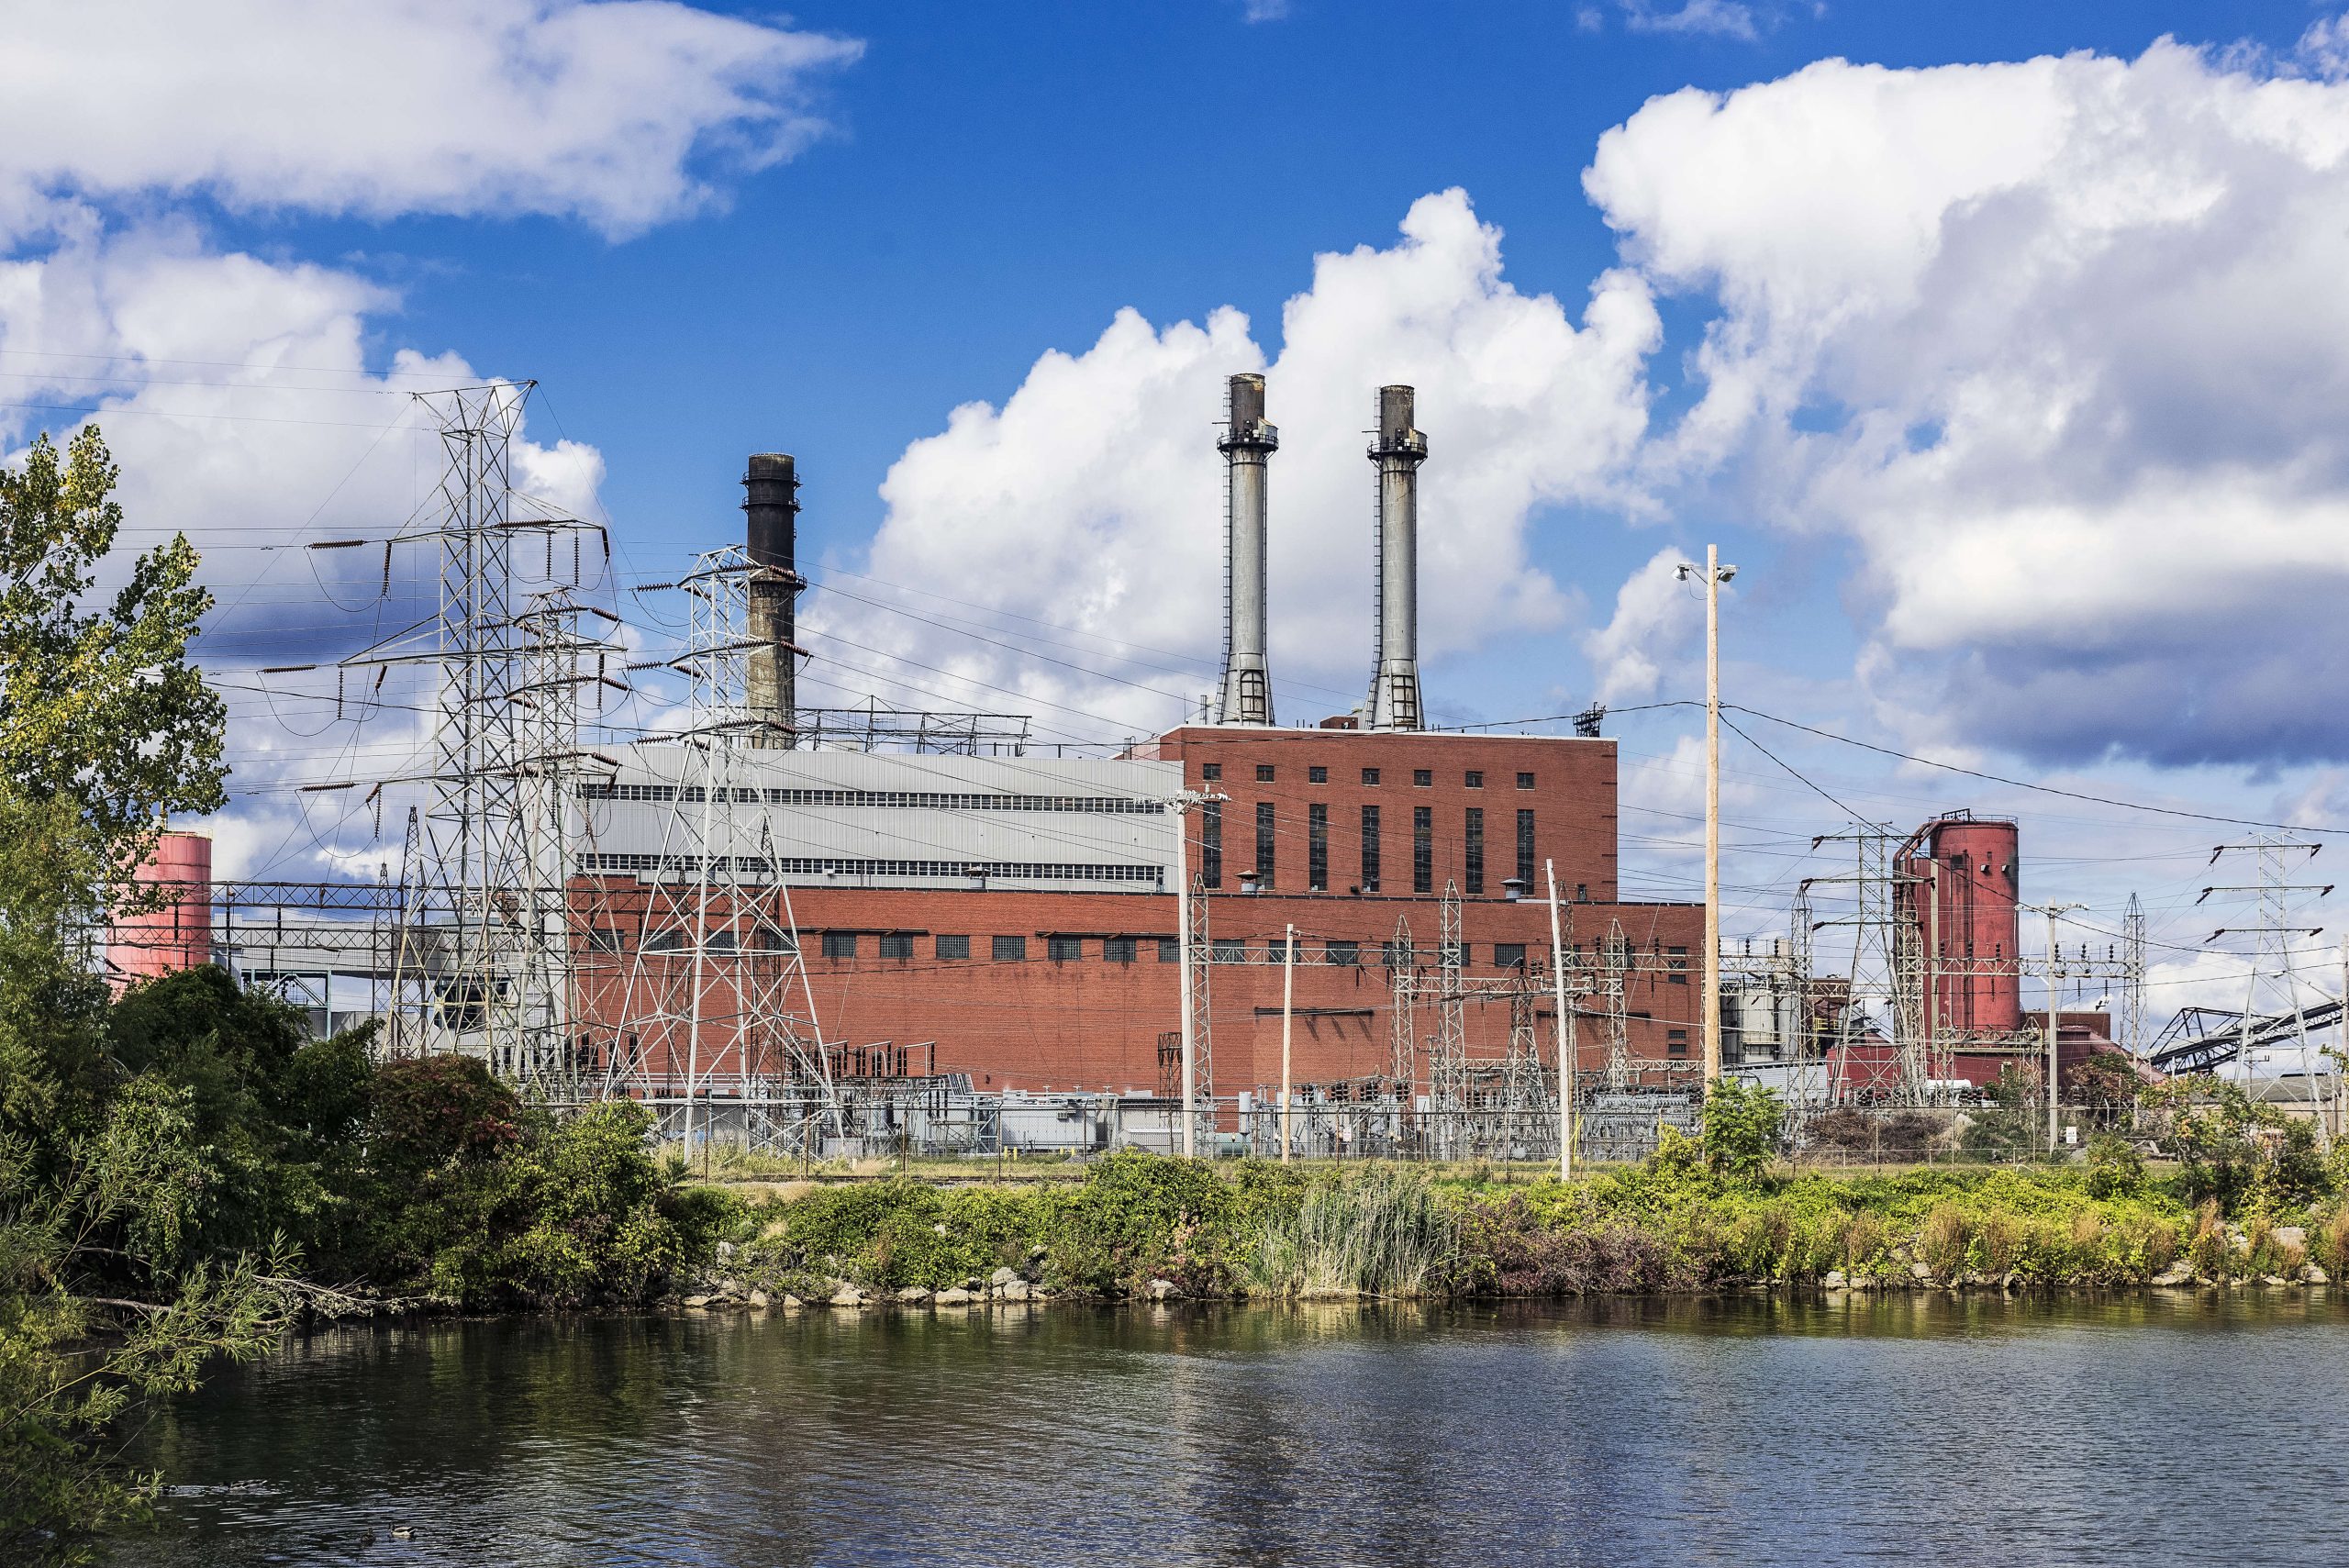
[
  {"left": 1547, "top": 860, "right": 1574, "bottom": 1181},
  {"left": 1280, "top": 921, "right": 1296, "bottom": 1164},
  {"left": 1703, "top": 542, "right": 1723, "bottom": 1086}
]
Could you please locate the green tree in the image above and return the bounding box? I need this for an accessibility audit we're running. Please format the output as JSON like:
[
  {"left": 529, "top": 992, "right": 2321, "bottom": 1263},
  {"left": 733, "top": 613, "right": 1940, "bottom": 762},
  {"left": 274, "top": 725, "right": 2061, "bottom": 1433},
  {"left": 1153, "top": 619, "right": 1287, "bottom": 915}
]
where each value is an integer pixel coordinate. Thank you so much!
[
  {"left": 1701, "top": 1079, "right": 1786, "bottom": 1182},
  {"left": 0, "top": 427, "right": 224, "bottom": 868},
  {"left": 0, "top": 1098, "right": 295, "bottom": 1564},
  {"left": 0, "top": 426, "right": 262, "bottom": 1562}
]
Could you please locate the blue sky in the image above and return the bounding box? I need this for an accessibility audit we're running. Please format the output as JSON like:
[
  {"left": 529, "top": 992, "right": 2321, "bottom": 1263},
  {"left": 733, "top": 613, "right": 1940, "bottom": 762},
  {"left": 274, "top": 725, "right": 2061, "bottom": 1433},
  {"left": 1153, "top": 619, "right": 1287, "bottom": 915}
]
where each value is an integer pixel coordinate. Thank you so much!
[{"left": 8, "top": 0, "right": 2349, "bottom": 1019}]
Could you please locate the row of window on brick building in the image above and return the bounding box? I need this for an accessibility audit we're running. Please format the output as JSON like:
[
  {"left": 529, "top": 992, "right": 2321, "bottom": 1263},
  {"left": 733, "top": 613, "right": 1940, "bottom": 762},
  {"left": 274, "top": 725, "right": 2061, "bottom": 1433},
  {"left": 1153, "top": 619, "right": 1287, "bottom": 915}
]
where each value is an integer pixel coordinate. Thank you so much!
[
  {"left": 1200, "top": 764, "right": 1540, "bottom": 790},
  {"left": 1200, "top": 800, "right": 1554, "bottom": 897},
  {"left": 588, "top": 926, "right": 1687, "bottom": 978}
]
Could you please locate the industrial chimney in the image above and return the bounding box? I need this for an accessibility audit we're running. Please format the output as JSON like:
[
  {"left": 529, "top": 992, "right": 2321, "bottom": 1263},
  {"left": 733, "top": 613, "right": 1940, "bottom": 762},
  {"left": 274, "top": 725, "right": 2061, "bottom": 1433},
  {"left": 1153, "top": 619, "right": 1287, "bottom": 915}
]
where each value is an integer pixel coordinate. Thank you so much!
[
  {"left": 1215, "top": 373, "right": 1278, "bottom": 726},
  {"left": 1366, "top": 384, "right": 1427, "bottom": 731},
  {"left": 742, "top": 453, "right": 804, "bottom": 747}
]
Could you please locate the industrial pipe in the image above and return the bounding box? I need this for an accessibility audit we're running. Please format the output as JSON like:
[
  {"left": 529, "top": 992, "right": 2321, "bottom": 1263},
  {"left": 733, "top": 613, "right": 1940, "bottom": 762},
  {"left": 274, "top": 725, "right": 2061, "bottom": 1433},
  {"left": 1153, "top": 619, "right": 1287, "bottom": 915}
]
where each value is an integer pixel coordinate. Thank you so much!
[
  {"left": 742, "top": 453, "right": 803, "bottom": 747},
  {"left": 1215, "top": 373, "right": 1278, "bottom": 726},
  {"left": 1366, "top": 384, "right": 1427, "bottom": 731}
]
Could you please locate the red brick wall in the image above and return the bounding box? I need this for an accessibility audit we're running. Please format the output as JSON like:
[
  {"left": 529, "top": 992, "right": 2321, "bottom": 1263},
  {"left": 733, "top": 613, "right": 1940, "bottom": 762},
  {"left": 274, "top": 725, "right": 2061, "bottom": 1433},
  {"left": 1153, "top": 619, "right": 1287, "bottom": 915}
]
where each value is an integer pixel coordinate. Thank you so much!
[
  {"left": 570, "top": 726, "right": 1702, "bottom": 1095},
  {"left": 1139, "top": 727, "right": 1620, "bottom": 901},
  {"left": 573, "top": 882, "right": 1704, "bottom": 1095}
]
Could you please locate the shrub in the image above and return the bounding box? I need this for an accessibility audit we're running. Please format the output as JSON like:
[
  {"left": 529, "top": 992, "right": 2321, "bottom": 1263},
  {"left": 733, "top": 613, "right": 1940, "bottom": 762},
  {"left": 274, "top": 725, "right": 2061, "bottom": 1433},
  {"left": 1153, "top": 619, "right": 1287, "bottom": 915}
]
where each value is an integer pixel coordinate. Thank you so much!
[
  {"left": 365, "top": 1054, "right": 522, "bottom": 1182},
  {"left": 1702, "top": 1081, "right": 1786, "bottom": 1181},
  {"left": 1973, "top": 1212, "right": 2024, "bottom": 1275},
  {"left": 1448, "top": 1195, "right": 1683, "bottom": 1296},
  {"left": 1837, "top": 1211, "right": 1892, "bottom": 1275},
  {"left": 2188, "top": 1199, "right": 2232, "bottom": 1280},
  {"left": 2083, "top": 1133, "right": 2144, "bottom": 1200},
  {"left": 2313, "top": 1210, "right": 2349, "bottom": 1280},
  {"left": 1918, "top": 1203, "right": 1971, "bottom": 1278}
]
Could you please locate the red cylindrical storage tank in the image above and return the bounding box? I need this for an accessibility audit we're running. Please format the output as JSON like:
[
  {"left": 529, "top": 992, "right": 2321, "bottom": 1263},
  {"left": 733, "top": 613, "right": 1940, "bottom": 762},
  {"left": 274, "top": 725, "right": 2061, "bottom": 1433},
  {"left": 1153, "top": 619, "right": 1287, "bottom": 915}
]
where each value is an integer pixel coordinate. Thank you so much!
[
  {"left": 1921, "top": 818, "right": 2021, "bottom": 1036},
  {"left": 110, "top": 831, "right": 213, "bottom": 984}
]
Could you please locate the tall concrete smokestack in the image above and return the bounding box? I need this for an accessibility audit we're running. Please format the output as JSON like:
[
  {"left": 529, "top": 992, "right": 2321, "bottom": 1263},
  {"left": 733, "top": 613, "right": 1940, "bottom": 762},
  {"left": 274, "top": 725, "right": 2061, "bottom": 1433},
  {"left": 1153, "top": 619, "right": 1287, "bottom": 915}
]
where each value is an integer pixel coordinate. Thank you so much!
[
  {"left": 1366, "top": 384, "right": 1427, "bottom": 731},
  {"left": 1215, "top": 373, "right": 1279, "bottom": 726},
  {"left": 742, "top": 452, "right": 803, "bottom": 747}
]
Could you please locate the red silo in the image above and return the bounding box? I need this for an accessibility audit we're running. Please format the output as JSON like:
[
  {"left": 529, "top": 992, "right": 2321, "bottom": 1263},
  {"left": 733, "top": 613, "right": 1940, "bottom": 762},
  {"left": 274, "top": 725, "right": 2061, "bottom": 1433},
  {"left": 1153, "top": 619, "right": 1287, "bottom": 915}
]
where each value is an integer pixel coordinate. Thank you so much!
[
  {"left": 1898, "top": 815, "right": 2022, "bottom": 1039},
  {"left": 110, "top": 831, "right": 213, "bottom": 984}
]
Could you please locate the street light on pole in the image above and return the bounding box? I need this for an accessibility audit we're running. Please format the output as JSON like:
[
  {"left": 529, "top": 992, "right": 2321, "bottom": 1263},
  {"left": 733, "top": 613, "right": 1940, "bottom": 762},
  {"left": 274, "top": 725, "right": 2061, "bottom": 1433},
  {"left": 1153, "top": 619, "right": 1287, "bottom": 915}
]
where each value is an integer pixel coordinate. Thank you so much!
[{"left": 1675, "top": 548, "right": 1738, "bottom": 1089}]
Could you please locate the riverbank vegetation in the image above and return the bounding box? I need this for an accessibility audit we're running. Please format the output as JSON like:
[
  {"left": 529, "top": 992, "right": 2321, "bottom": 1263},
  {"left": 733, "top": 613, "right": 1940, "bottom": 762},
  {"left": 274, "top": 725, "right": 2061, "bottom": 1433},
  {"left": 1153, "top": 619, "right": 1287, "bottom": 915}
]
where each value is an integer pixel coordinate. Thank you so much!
[{"left": 716, "top": 1086, "right": 2349, "bottom": 1307}]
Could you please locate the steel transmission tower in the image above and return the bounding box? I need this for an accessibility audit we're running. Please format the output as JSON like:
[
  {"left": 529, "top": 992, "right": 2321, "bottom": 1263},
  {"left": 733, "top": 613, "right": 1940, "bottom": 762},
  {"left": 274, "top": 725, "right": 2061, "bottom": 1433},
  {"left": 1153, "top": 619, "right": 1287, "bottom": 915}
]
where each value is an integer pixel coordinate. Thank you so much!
[
  {"left": 1807, "top": 826, "right": 1932, "bottom": 1103},
  {"left": 351, "top": 384, "right": 612, "bottom": 1078},
  {"left": 595, "top": 545, "right": 841, "bottom": 1152},
  {"left": 2121, "top": 892, "right": 2147, "bottom": 1053},
  {"left": 2202, "top": 835, "right": 2330, "bottom": 1096}
]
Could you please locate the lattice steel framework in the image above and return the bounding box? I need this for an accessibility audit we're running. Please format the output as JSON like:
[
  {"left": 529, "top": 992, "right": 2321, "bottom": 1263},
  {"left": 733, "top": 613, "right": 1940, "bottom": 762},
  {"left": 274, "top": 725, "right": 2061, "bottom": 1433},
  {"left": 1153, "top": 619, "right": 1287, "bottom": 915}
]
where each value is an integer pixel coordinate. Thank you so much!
[
  {"left": 1808, "top": 826, "right": 1931, "bottom": 1103},
  {"left": 587, "top": 546, "right": 841, "bottom": 1151},
  {"left": 2203, "top": 835, "right": 2329, "bottom": 1099},
  {"left": 1601, "top": 918, "right": 1632, "bottom": 1092},
  {"left": 354, "top": 384, "right": 612, "bottom": 1077},
  {"left": 1186, "top": 873, "right": 1217, "bottom": 1151},
  {"left": 2122, "top": 892, "right": 2147, "bottom": 1053}
]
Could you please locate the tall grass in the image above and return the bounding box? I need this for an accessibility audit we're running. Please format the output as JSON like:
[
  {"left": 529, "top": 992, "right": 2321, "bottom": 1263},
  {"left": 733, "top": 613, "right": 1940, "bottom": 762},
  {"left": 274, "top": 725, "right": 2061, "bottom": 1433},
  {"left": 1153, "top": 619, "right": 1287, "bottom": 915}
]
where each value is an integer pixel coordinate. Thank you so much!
[{"left": 1250, "top": 1168, "right": 1456, "bottom": 1298}]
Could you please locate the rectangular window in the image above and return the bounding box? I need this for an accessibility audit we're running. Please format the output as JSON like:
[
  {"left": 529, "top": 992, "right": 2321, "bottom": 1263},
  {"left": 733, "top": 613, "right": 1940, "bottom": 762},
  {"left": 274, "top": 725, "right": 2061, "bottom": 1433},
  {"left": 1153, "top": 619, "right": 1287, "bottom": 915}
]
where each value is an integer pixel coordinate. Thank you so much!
[
  {"left": 822, "top": 931, "right": 858, "bottom": 960},
  {"left": 1382, "top": 936, "right": 1412, "bottom": 969},
  {"left": 1362, "top": 767, "right": 1381, "bottom": 785},
  {"left": 1413, "top": 769, "right": 1433, "bottom": 787},
  {"left": 1667, "top": 946, "right": 1688, "bottom": 984},
  {"left": 1308, "top": 804, "right": 1329, "bottom": 891},
  {"left": 707, "top": 930, "right": 739, "bottom": 953},
  {"left": 1047, "top": 935, "right": 1084, "bottom": 962},
  {"left": 1267, "top": 935, "right": 1295, "bottom": 964},
  {"left": 1413, "top": 806, "right": 1433, "bottom": 894},
  {"left": 1495, "top": 942, "right": 1527, "bottom": 970},
  {"left": 1202, "top": 762, "right": 1221, "bottom": 781},
  {"left": 1666, "top": 1029, "right": 1690, "bottom": 1058},
  {"left": 1212, "top": 936, "right": 1245, "bottom": 965},
  {"left": 1361, "top": 805, "right": 1381, "bottom": 891},
  {"left": 1465, "top": 770, "right": 1485, "bottom": 788},
  {"left": 1157, "top": 937, "right": 1181, "bottom": 962},
  {"left": 1254, "top": 801, "right": 1275, "bottom": 887},
  {"left": 993, "top": 935, "right": 1028, "bottom": 962},
  {"left": 643, "top": 929, "right": 684, "bottom": 953},
  {"left": 1104, "top": 936, "right": 1137, "bottom": 964},
  {"left": 878, "top": 933, "right": 913, "bottom": 961},
  {"left": 1464, "top": 807, "right": 1485, "bottom": 895},
  {"left": 754, "top": 929, "right": 798, "bottom": 954},
  {"left": 936, "top": 934, "right": 971, "bottom": 960},
  {"left": 1516, "top": 808, "right": 1536, "bottom": 890},
  {"left": 1200, "top": 801, "right": 1222, "bottom": 889},
  {"left": 585, "top": 927, "right": 622, "bottom": 952},
  {"left": 1575, "top": 883, "right": 1588, "bottom": 903},
  {"left": 1326, "top": 940, "right": 1360, "bottom": 968},
  {"left": 1516, "top": 772, "right": 1536, "bottom": 789},
  {"left": 1308, "top": 765, "right": 1329, "bottom": 784},
  {"left": 1255, "top": 763, "right": 1275, "bottom": 782}
]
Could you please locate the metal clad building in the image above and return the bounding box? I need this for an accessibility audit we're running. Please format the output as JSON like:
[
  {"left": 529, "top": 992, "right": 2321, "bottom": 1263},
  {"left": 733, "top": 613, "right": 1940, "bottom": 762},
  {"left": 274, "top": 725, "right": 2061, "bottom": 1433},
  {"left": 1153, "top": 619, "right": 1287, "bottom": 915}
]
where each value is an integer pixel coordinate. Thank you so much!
[{"left": 578, "top": 747, "right": 1181, "bottom": 892}]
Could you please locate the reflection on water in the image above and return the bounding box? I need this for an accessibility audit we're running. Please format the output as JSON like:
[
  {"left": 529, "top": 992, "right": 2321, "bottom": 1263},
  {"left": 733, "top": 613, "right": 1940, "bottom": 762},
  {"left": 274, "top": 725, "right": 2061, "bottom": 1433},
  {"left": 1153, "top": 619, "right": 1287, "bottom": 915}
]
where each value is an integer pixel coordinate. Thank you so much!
[{"left": 128, "top": 1293, "right": 2349, "bottom": 1567}]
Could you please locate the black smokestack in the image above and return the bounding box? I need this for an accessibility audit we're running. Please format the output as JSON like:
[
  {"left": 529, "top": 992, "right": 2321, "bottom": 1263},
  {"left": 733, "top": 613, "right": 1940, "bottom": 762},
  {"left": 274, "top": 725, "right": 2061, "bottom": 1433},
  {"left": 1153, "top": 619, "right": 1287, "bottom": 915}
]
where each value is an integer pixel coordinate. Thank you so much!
[{"left": 742, "top": 452, "right": 800, "bottom": 746}]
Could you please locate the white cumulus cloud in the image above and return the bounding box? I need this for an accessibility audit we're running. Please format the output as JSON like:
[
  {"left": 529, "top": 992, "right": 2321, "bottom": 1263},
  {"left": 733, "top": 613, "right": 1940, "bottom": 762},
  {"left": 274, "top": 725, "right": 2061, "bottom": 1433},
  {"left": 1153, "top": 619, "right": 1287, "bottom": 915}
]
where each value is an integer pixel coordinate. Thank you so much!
[
  {"left": 1586, "top": 39, "right": 2349, "bottom": 767},
  {"left": 1581, "top": 547, "right": 1700, "bottom": 705},
  {"left": 822, "top": 190, "right": 1661, "bottom": 733},
  {"left": 0, "top": 0, "right": 860, "bottom": 239}
]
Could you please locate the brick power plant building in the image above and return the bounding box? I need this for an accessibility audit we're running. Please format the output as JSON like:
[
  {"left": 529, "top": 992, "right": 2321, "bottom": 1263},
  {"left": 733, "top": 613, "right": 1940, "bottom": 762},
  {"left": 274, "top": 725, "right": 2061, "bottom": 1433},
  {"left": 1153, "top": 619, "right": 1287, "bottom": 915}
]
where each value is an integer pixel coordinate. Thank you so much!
[{"left": 566, "top": 378, "right": 1709, "bottom": 1125}]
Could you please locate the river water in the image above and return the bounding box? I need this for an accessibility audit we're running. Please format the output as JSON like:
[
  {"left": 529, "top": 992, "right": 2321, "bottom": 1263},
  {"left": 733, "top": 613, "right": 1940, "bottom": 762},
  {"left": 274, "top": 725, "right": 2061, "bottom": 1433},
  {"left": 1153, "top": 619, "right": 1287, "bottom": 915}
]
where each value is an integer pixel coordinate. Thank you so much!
[{"left": 127, "top": 1293, "right": 2349, "bottom": 1567}]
